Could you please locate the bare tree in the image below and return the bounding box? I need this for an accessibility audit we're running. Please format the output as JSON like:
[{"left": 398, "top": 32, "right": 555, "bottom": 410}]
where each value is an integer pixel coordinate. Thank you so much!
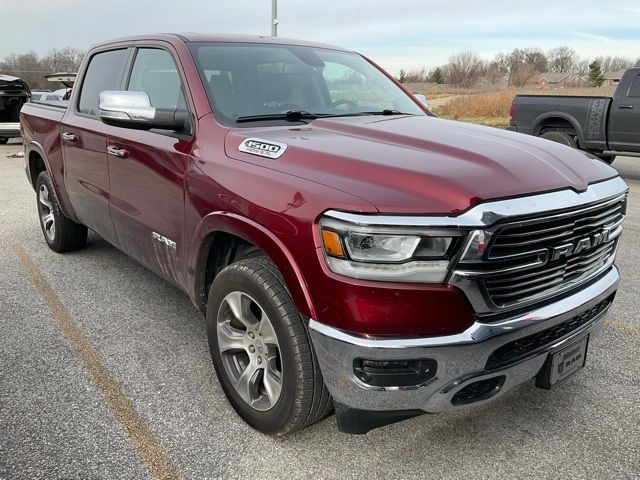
[
  {"left": 402, "top": 67, "right": 429, "bottom": 83},
  {"left": 523, "top": 48, "right": 547, "bottom": 73},
  {"left": 446, "top": 51, "right": 486, "bottom": 88},
  {"left": 511, "top": 64, "right": 537, "bottom": 87},
  {"left": 548, "top": 46, "right": 577, "bottom": 73},
  {"left": 43, "top": 47, "right": 84, "bottom": 73},
  {"left": 0, "top": 48, "right": 83, "bottom": 89},
  {"left": 594, "top": 56, "right": 635, "bottom": 72},
  {"left": 0, "top": 51, "right": 46, "bottom": 89},
  {"left": 494, "top": 48, "right": 548, "bottom": 86}
]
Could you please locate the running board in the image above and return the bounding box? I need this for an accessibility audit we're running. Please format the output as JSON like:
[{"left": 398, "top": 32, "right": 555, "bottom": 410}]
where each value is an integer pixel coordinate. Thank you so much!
[{"left": 603, "top": 151, "right": 640, "bottom": 158}]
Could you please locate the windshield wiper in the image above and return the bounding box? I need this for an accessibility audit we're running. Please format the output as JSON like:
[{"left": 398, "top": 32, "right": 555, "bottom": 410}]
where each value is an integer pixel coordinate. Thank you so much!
[
  {"left": 235, "top": 111, "right": 319, "bottom": 123},
  {"left": 235, "top": 109, "right": 416, "bottom": 123},
  {"left": 358, "top": 109, "right": 414, "bottom": 116}
]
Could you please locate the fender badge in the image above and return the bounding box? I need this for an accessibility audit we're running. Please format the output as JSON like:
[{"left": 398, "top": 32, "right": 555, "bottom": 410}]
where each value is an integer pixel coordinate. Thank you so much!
[{"left": 239, "top": 138, "right": 288, "bottom": 159}]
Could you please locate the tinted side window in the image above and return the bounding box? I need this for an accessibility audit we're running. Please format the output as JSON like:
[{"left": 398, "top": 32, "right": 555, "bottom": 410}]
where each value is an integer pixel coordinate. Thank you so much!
[
  {"left": 78, "top": 49, "right": 128, "bottom": 116},
  {"left": 127, "top": 48, "right": 185, "bottom": 109},
  {"left": 628, "top": 74, "right": 640, "bottom": 98}
]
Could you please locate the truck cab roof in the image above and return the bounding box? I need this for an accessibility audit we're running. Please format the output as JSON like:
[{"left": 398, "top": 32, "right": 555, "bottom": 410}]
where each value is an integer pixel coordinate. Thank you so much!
[{"left": 90, "top": 33, "right": 353, "bottom": 53}]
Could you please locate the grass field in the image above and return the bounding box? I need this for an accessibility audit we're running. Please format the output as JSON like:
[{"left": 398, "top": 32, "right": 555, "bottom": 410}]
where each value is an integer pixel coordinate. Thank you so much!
[{"left": 429, "top": 86, "right": 616, "bottom": 128}]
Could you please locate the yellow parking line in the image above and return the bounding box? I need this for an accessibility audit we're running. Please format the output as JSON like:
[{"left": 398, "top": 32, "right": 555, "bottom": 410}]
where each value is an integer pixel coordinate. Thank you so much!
[
  {"left": 13, "top": 244, "right": 182, "bottom": 480},
  {"left": 605, "top": 320, "right": 640, "bottom": 336}
]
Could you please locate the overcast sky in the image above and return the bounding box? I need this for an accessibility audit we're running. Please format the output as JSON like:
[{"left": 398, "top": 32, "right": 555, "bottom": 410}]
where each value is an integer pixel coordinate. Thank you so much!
[{"left": 3, "top": 0, "right": 639, "bottom": 74}]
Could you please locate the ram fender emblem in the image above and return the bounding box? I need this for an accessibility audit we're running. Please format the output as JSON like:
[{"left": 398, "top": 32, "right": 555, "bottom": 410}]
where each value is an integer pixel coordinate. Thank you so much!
[
  {"left": 239, "top": 138, "right": 288, "bottom": 159},
  {"left": 549, "top": 227, "right": 610, "bottom": 261},
  {"left": 152, "top": 232, "right": 176, "bottom": 250}
]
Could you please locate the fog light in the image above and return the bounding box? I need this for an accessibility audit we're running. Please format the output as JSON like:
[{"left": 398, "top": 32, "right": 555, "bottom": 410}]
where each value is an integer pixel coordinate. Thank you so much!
[{"left": 353, "top": 358, "right": 437, "bottom": 388}]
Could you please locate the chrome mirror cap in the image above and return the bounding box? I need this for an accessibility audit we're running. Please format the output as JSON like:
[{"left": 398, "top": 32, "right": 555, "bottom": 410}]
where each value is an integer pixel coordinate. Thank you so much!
[{"left": 99, "top": 90, "right": 156, "bottom": 123}]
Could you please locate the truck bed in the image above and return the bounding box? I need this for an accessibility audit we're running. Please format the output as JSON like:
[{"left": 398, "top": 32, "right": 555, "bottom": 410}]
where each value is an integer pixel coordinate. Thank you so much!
[{"left": 511, "top": 95, "right": 612, "bottom": 151}]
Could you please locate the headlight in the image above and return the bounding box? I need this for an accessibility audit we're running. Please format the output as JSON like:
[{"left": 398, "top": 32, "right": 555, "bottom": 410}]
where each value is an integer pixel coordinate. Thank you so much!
[
  {"left": 344, "top": 232, "right": 421, "bottom": 262},
  {"left": 319, "top": 215, "right": 463, "bottom": 283}
]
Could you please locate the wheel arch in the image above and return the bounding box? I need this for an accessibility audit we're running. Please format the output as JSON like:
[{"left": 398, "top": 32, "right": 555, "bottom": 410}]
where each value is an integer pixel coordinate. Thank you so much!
[
  {"left": 25, "top": 140, "right": 79, "bottom": 220},
  {"left": 532, "top": 113, "right": 585, "bottom": 146},
  {"left": 189, "top": 212, "right": 316, "bottom": 319},
  {"left": 26, "top": 141, "right": 49, "bottom": 189}
]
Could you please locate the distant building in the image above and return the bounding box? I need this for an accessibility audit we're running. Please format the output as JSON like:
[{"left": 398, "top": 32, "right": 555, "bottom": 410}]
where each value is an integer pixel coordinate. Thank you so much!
[
  {"left": 526, "top": 72, "right": 587, "bottom": 88},
  {"left": 472, "top": 76, "right": 509, "bottom": 90},
  {"left": 603, "top": 69, "right": 626, "bottom": 87}
]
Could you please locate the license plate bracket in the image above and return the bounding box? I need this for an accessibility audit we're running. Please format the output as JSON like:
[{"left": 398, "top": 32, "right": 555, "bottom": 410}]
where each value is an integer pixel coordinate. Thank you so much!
[{"left": 536, "top": 335, "right": 589, "bottom": 390}]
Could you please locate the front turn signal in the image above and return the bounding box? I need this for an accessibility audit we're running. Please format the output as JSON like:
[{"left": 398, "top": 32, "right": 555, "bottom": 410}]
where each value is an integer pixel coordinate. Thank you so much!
[{"left": 321, "top": 229, "right": 345, "bottom": 258}]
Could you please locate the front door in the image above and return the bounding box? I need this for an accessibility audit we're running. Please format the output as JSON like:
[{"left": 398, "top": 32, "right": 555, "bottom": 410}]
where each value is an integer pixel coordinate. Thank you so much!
[
  {"left": 107, "top": 46, "right": 194, "bottom": 285},
  {"left": 62, "top": 48, "right": 130, "bottom": 244},
  {"left": 608, "top": 71, "right": 640, "bottom": 152}
]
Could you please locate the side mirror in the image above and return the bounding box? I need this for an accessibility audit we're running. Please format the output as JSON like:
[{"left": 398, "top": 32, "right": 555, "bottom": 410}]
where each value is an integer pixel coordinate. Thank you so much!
[
  {"left": 413, "top": 93, "right": 430, "bottom": 110},
  {"left": 99, "top": 91, "right": 186, "bottom": 131}
]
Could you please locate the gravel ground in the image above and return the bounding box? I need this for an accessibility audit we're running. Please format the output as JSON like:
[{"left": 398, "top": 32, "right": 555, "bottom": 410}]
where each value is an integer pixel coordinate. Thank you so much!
[{"left": 1, "top": 138, "right": 638, "bottom": 479}]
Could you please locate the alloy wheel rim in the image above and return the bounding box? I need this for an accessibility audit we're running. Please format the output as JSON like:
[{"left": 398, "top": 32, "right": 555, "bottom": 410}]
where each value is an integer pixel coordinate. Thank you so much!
[
  {"left": 216, "top": 291, "right": 283, "bottom": 411},
  {"left": 38, "top": 184, "right": 55, "bottom": 242}
]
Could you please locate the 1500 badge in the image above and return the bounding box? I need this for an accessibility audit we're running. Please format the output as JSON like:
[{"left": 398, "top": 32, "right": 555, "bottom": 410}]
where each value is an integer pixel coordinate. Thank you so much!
[{"left": 239, "top": 138, "right": 288, "bottom": 159}]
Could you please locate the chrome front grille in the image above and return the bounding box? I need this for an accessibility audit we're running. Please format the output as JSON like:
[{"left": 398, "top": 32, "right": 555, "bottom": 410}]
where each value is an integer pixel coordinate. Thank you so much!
[
  {"left": 481, "top": 196, "right": 625, "bottom": 309},
  {"left": 489, "top": 198, "right": 624, "bottom": 259}
]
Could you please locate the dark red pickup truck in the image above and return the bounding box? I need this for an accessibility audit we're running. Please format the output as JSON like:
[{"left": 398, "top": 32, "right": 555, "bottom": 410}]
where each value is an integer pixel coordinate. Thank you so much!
[{"left": 20, "top": 34, "right": 628, "bottom": 435}]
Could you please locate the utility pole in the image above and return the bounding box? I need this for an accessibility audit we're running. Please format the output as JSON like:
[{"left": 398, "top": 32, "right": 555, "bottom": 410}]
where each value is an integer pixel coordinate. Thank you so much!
[{"left": 271, "top": 0, "right": 278, "bottom": 37}]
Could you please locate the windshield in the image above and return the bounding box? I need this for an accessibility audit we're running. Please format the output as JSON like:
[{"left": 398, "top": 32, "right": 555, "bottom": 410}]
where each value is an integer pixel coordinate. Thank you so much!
[{"left": 189, "top": 43, "right": 425, "bottom": 125}]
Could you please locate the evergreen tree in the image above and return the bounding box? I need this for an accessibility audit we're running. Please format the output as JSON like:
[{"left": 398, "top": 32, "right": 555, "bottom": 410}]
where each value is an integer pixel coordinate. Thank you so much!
[
  {"left": 430, "top": 67, "right": 445, "bottom": 84},
  {"left": 588, "top": 60, "right": 605, "bottom": 87}
]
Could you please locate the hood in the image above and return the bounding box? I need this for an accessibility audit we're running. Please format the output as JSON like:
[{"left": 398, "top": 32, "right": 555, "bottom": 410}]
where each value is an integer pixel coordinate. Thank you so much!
[{"left": 225, "top": 115, "right": 618, "bottom": 214}]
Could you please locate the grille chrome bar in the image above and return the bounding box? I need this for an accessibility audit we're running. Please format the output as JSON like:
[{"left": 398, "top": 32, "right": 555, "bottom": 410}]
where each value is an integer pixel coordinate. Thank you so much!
[
  {"left": 450, "top": 182, "right": 627, "bottom": 315},
  {"left": 482, "top": 196, "right": 623, "bottom": 308}
]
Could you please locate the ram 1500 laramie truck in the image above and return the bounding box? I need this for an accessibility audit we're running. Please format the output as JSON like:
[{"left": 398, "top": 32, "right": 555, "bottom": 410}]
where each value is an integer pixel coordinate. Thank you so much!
[
  {"left": 20, "top": 34, "right": 628, "bottom": 435},
  {"left": 508, "top": 67, "right": 640, "bottom": 164}
]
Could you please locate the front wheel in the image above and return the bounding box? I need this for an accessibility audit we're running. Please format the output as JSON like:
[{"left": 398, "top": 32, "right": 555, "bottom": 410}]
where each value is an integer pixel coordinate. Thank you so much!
[
  {"left": 35, "top": 171, "right": 88, "bottom": 252},
  {"left": 0, "top": 137, "right": 8, "bottom": 144},
  {"left": 207, "top": 258, "right": 332, "bottom": 435}
]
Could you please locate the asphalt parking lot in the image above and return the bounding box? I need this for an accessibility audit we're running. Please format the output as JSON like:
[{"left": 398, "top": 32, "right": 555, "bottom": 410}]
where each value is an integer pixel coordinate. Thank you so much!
[{"left": 1, "top": 138, "right": 639, "bottom": 479}]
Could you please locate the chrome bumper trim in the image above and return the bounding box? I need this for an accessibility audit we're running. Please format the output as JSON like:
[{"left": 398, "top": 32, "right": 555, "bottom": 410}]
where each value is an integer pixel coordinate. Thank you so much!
[
  {"left": 309, "top": 266, "right": 618, "bottom": 413},
  {"left": 0, "top": 122, "right": 20, "bottom": 137}
]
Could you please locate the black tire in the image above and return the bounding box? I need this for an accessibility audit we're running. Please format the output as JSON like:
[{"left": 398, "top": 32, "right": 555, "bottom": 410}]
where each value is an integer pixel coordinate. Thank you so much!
[
  {"left": 540, "top": 130, "right": 578, "bottom": 149},
  {"left": 35, "top": 171, "right": 88, "bottom": 252},
  {"left": 0, "top": 137, "right": 8, "bottom": 144},
  {"left": 207, "top": 257, "right": 332, "bottom": 435},
  {"left": 595, "top": 153, "right": 616, "bottom": 164}
]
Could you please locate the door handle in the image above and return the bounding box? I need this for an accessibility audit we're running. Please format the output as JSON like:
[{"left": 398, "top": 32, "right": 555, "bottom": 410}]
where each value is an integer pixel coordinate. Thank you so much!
[
  {"left": 107, "top": 146, "right": 128, "bottom": 158},
  {"left": 618, "top": 105, "right": 635, "bottom": 109},
  {"left": 61, "top": 132, "right": 77, "bottom": 142}
]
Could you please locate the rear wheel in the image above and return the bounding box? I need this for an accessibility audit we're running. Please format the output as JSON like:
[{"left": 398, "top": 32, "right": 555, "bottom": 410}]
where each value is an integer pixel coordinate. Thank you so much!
[
  {"left": 540, "top": 130, "right": 578, "bottom": 149},
  {"left": 207, "top": 257, "right": 332, "bottom": 435},
  {"left": 0, "top": 137, "right": 8, "bottom": 144},
  {"left": 35, "top": 171, "right": 88, "bottom": 252},
  {"left": 595, "top": 153, "right": 616, "bottom": 164}
]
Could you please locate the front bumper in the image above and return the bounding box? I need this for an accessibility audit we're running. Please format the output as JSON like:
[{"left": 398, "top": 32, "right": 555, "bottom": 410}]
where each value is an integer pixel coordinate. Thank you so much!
[
  {"left": 0, "top": 122, "right": 20, "bottom": 137},
  {"left": 309, "top": 266, "right": 618, "bottom": 430}
]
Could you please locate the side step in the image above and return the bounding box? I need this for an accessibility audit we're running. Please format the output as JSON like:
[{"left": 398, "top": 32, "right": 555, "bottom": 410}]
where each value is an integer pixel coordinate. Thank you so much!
[{"left": 603, "top": 150, "right": 640, "bottom": 158}]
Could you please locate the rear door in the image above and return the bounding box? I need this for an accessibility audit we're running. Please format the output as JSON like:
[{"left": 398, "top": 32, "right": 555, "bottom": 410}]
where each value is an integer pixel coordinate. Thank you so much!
[
  {"left": 608, "top": 70, "right": 640, "bottom": 152},
  {"left": 106, "top": 45, "right": 194, "bottom": 285},
  {"left": 62, "top": 48, "right": 130, "bottom": 243}
]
